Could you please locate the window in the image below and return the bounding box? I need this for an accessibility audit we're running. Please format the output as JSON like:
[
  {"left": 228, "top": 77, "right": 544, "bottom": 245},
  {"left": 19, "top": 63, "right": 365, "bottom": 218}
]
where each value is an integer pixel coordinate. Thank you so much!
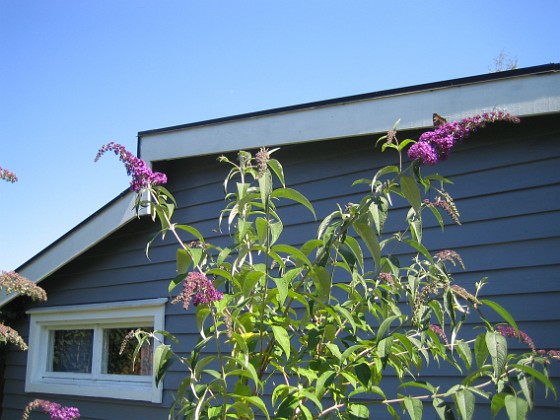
[{"left": 25, "top": 298, "right": 167, "bottom": 403}]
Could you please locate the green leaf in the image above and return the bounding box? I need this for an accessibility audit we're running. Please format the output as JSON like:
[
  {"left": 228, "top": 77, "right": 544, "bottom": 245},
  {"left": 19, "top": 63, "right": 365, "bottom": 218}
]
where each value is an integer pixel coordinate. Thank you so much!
[
  {"left": 271, "top": 187, "right": 316, "bottom": 219},
  {"left": 485, "top": 332, "right": 507, "bottom": 378},
  {"left": 369, "top": 197, "right": 389, "bottom": 235},
  {"left": 336, "top": 305, "right": 357, "bottom": 333},
  {"left": 271, "top": 325, "right": 291, "bottom": 359},
  {"left": 353, "top": 221, "right": 381, "bottom": 268},
  {"left": 455, "top": 341, "right": 472, "bottom": 370},
  {"left": 268, "top": 158, "right": 285, "bottom": 187},
  {"left": 377, "top": 336, "right": 394, "bottom": 360},
  {"left": 344, "top": 235, "right": 364, "bottom": 269},
  {"left": 377, "top": 315, "right": 400, "bottom": 341},
  {"left": 193, "top": 355, "right": 217, "bottom": 380},
  {"left": 490, "top": 393, "right": 507, "bottom": 419},
  {"left": 433, "top": 398, "right": 454, "bottom": 420},
  {"left": 238, "top": 395, "right": 270, "bottom": 420},
  {"left": 258, "top": 169, "right": 273, "bottom": 209},
  {"left": 349, "top": 404, "right": 370, "bottom": 420},
  {"left": 480, "top": 299, "right": 519, "bottom": 332},
  {"left": 404, "top": 239, "right": 434, "bottom": 263},
  {"left": 403, "top": 396, "right": 423, "bottom": 420},
  {"left": 175, "top": 224, "right": 205, "bottom": 244},
  {"left": 315, "top": 370, "right": 335, "bottom": 397},
  {"left": 176, "top": 248, "right": 192, "bottom": 275},
  {"left": 371, "top": 165, "right": 399, "bottom": 191},
  {"left": 504, "top": 395, "right": 528, "bottom": 420},
  {"left": 168, "top": 272, "right": 186, "bottom": 295},
  {"left": 154, "top": 344, "right": 173, "bottom": 386},
  {"left": 400, "top": 175, "right": 422, "bottom": 214},
  {"left": 312, "top": 266, "right": 332, "bottom": 302},
  {"left": 453, "top": 389, "right": 475, "bottom": 420},
  {"left": 273, "top": 244, "right": 312, "bottom": 267},
  {"left": 256, "top": 217, "right": 268, "bottom": 245},
  {"left": 269, "top": 220, "right": 283, "bottom": 245},
  {"left": 280, "top": 267, "right": 303, "bottom": 305},
  {"left": 474, "top": 333, "right": 489, "bottom": 368},
  {"left": 325, "top": 342, "right": 342, "bottom": 361},
  {"left": 510, "top": 363, "right": 557, "bottom": 397}
]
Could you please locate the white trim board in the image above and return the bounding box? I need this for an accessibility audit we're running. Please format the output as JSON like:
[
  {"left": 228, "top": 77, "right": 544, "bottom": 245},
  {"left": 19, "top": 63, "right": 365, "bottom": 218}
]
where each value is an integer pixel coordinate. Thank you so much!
[{"left": 139, "top": 72, "right": 560, "bottom": 163}]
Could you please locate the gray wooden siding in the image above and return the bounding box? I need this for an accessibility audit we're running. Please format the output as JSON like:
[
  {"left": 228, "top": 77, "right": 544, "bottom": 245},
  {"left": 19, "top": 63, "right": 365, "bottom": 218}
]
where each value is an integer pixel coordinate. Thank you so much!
[{"left": 2, "top": 115, "right": 559, "bottom": 419}]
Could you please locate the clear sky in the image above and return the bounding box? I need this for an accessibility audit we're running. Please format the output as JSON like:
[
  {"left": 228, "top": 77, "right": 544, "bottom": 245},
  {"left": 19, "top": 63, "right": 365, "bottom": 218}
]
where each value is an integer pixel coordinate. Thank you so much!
[{"left": 1, "top": 1, "right": 558, "bottom": 271}]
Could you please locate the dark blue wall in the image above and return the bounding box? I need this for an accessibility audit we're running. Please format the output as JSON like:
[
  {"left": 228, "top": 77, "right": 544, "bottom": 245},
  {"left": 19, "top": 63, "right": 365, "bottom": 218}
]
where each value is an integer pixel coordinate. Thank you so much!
[{"left": 2, "top": 115, "right": 559, "bottom": 419}]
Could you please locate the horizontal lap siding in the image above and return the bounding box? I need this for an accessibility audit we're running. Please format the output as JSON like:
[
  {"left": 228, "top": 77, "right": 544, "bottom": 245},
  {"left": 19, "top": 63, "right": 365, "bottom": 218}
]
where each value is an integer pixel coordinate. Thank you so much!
[{"left": 3, "top": 116, "right": 559, "bottom": 418}]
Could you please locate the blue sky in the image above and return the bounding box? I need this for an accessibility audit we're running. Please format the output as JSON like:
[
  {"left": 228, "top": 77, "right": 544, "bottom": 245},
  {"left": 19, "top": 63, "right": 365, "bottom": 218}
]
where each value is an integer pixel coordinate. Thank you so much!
[{"left": 1, "top": 1, "right": 558, "bottom": 270}]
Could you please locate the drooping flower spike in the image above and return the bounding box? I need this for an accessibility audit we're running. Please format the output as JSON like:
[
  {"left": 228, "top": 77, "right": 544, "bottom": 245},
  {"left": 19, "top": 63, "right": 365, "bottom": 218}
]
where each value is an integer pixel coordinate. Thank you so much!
[
  {"left": 408, "top": 111, "right": 520, "bottom": 165},
  {"left": 95, "top": 142, "right": 167, "bottom": 192}
]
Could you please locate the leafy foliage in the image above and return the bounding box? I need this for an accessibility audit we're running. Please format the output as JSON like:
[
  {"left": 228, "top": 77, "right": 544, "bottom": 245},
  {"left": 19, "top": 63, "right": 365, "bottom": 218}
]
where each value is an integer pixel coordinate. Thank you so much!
[{"left": 129, "top": 125, "right": 556, "bottom": 419}]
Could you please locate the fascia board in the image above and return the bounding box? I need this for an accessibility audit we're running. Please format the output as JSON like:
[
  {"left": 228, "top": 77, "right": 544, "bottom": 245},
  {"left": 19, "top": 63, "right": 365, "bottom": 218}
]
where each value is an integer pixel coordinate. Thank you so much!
[
  {"left": 140, "top": 72, "right": 560, "bottom": 163},
  {"left": 0, "top": 191, "right": 140, "bottom": 308}
]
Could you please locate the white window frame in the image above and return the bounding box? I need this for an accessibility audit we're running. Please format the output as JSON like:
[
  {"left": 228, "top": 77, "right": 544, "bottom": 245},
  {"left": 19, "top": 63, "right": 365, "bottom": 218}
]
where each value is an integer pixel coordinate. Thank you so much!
[{"left": 25, "top": 298, "right": 167, "bottom": 403}]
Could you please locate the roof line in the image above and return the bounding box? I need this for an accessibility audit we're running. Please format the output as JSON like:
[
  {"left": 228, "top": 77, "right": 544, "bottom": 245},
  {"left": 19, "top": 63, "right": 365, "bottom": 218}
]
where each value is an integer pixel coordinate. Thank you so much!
[{"left": 137, "top": 63, "right": 560, "bottom": 138}]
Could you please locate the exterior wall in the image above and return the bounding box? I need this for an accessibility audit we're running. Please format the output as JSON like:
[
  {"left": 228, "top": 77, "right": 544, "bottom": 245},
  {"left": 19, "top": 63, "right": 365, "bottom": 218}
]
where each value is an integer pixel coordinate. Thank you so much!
[{"left": 2, "top": 115, "right": 559, "bottom": 418}]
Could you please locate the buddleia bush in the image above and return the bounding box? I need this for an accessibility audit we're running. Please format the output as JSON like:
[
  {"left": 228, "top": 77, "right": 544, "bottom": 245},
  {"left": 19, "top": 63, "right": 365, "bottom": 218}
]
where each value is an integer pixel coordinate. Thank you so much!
[{"left": 103, "top": 112, "right": 558, "bottom": 420}]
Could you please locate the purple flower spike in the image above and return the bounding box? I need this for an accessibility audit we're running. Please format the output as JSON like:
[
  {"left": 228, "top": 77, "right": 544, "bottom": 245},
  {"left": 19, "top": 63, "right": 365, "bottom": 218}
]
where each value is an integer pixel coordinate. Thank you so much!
[
  {"left": 408, "top": 111, "right": 520, "bottom": 165},
  {"left": 496, "top": 325, "right": 536, "bottom": 352},
  {"left": 172, "top": 272, "right": 224, "bottom": 310},
  {"left": 96, "top": 142, "right": 167, "bottom": 192}
]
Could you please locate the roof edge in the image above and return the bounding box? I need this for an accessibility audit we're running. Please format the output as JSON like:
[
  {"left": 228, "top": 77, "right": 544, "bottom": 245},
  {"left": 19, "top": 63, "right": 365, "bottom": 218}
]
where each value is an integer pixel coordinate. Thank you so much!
[
  {"left": 138, "top": 63, "right": 560, "bottom": 138},
  {"left": 0, "top": 190, "right": 140, "bottom": 308}
]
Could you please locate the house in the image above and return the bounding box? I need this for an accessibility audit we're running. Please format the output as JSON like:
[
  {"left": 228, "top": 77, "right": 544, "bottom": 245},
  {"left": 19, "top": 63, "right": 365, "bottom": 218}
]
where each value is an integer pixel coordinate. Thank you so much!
[{"left": 1, "top": 64, "right": 559, "bottom": 419}]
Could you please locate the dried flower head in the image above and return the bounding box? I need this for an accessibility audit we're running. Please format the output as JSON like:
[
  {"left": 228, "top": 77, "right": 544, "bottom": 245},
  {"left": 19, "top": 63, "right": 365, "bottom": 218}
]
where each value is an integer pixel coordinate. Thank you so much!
[
  {"left": 545, "top": 350, "right": 560, "bottom": 360},
  {"left": 172, "top": 272, "right": 223, "bottom": 310},
  {"left": 255, "top": 147, "right": 271, "bottom": 179},
  {"left": 386, "top": 129, "right": 397, "bottom": 145},
  {"left": 435, "top": 250, "right": 465, "bottom": 270},
  {"left": 95, "top": 142, "right": 167, "bottom": 192},
  {"left": 0, "top": 271, "right": 47, "bottom": 301},
  {"left": 409, "top": 111, "right": 520, "bottom": 165},
  {"left": 0, "top": 166, "right": 17, "bottom": 183},
  {"left": 119, "top": 328, "right": 141, "bottom": 355},
  {"left": 0, "top": 322, "right": 28, "bottom": 350},
  {"left": 496, "top": 325, "right": 537, "bottom": 352},
  {"left": 424, "top": 189, "right": 461, "bottom": 225},
  {"left": 450, "top": 284, "right": 480, "bottom": 308}
]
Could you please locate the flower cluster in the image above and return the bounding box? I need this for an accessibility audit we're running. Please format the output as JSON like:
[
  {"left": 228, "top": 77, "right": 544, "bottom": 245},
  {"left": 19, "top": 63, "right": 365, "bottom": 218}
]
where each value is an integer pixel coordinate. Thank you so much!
[
  {"left": 408, "top": 111, "right": 520, "bottom": 165},
  {"left": 539, "top": 349, "right": 560, "bottom": 360},
  {"left": 424, "top": 189, "right": 461, "bottom": 225},
  {"left": 429, "top": 324, "right": 448, "bottom": 344},
  {"left": 435, "top": 250, "right": 465, "bottom": 270},
  {"left": 22, "top": 399, "right": 80, "bottom": 420},
  {"left": 172, "top": 272, "right": 223, "bottom": 310},
  {"left": 0, "top": 322, "right": 27, "bottom": 350},
  {"left": 0, "top": 271, "right": 47, "bottom": 301},
  {"left": 255, "top": 147, "right": 270, "bottom": 179},
  {"left": 496, "top": 325, "right": 537, "bottom": 352},
  {"left": 95, "top": 142, "right": 167, "bottom": 192},
  {"left": 377, "top": 272, "right": 395, "bottom": 287},
  {"left": 0, "top": 166, "right": 17, "bottom": 183}
]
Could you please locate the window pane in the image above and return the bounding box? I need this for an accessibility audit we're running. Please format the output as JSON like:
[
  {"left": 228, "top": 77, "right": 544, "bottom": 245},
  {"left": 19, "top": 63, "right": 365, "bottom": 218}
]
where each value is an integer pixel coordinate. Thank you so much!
[
  {"left": 104, "top": 328, "right": 153, "bottom": 375},
  {"left": 51, "top": 329, "right": 93, "bottom": 373}
]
